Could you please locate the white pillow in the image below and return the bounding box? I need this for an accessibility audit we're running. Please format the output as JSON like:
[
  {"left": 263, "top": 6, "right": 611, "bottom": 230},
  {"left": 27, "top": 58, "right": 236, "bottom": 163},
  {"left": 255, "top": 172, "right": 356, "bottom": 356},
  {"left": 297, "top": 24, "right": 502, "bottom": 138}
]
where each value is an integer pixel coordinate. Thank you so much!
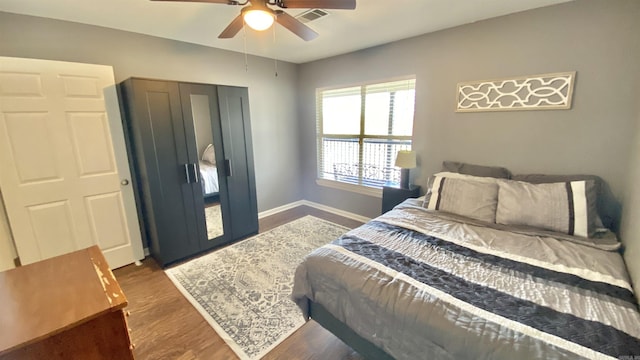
[{"left": 202, "top": 144, "right": 216, "bottom": 165}]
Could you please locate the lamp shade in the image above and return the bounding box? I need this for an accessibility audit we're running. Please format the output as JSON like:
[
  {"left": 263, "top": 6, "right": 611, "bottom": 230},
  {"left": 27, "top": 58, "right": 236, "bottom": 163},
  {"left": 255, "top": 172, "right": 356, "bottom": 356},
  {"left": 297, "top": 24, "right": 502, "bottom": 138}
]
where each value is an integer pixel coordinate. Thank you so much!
[{"left": 395, "top": 150, "right": 416, "bottom": 169}]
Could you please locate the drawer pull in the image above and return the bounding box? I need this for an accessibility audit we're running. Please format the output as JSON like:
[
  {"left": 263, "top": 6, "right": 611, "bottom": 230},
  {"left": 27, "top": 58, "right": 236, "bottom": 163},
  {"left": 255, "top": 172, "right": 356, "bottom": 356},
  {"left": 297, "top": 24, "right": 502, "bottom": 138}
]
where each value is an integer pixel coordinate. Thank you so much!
[{"left": 130, "top": 343, "right": 136, "bottom": 350}]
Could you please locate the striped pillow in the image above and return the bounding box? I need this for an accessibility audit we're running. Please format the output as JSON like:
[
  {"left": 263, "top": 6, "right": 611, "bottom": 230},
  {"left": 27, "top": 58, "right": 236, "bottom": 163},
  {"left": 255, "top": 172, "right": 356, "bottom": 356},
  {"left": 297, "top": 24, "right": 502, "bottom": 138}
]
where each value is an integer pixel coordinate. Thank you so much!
[
  {"left": 496, "top": 180, "right": 598, "bottom": 238},
  {"left": 426, "top": 175, "right": 499, "bottom": 223}
]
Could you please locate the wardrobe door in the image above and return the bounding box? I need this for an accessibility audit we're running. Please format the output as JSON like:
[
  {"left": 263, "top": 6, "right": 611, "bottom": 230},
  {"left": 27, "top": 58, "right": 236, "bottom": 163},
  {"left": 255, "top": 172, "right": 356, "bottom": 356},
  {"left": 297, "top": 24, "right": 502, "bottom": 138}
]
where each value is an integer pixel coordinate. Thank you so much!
[
  {"left": 217, "top": 86, "right": 259, "bottom": 239},
  {"left": 121, "top": 79, "right": 202, "bottom": 265},
  {"left": 178, "top": 83, "right": 229, "bottom": 249}
]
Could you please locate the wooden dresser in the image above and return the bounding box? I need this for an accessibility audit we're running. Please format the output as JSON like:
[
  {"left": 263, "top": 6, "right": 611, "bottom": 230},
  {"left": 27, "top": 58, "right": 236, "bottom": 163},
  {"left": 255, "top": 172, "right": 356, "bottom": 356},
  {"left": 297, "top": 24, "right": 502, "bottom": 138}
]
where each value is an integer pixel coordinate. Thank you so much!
[{"left": 0, "top": 246, "right": 134, "bottom": 359}]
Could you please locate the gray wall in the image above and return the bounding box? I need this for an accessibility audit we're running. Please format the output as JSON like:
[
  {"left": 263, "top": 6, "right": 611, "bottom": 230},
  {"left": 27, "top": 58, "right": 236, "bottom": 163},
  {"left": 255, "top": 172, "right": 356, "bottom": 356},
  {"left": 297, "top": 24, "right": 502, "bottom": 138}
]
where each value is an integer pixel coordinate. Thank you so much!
[
  {"left": 620, "top": 102, "right": 640, "bottom": 297},
  {"left": 298, "top": 0, "right": 640, "bottom": 221},
  {"left": 0, "top": 11, "right": 303, "bottom": 214}
]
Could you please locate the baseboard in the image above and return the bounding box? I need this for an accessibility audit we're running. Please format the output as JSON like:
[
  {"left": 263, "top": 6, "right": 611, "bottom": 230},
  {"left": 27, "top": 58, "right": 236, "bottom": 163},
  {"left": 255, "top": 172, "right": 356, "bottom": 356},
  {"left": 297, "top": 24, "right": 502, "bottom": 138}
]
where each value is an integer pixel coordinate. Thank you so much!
[
  {"left": 140, "top": 202, "right": 366, "bottom": 260},
  {"left": 300, "top": 200, "right": 372, "bottom": 223},
  {"left": 257, "top": 200, "right": 307, "bottom": 219},
  {"left": 258, "top": 199, "right": 371, "bottom": 224}
]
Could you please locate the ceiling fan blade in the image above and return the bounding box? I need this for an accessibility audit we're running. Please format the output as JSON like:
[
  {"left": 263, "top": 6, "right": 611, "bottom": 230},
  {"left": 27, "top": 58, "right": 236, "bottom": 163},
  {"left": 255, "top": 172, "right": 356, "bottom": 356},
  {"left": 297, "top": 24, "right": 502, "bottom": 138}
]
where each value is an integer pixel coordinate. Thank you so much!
[
  {"left": 151, "top": 0, "right": 237, "bottom": 3},
  {"left": 278, "top": 0, "right": 356, "bottom": 10},
  {"left": 275, "top": 10, "right": 319, "bottom": 41},
  {"left": 219, "top": 14, "right": 244, "bottom": 39}
]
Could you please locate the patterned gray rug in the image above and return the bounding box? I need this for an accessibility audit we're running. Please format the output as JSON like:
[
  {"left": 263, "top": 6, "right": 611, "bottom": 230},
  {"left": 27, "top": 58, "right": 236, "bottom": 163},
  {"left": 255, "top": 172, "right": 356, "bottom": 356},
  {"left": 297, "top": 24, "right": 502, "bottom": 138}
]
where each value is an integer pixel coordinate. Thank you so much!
[
  {"left": 165, "top": 215, "right": 349, "bottom": 360},
  {"left": 205, "top": 204, "right": 223, "bottom": 239}
]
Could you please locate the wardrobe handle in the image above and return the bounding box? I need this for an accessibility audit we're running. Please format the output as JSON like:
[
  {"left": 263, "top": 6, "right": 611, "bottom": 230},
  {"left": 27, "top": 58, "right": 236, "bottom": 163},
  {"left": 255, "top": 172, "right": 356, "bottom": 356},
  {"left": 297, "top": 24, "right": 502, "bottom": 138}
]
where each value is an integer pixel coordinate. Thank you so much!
[
  {"left": 224, "top": 159, "right": 232, "bottom": 177},
  {"left": 184, "top": 164, "right": 191, "bottom": 183},
  {"left": 191, "top": 163, "right": 199, "bottom": 183}
]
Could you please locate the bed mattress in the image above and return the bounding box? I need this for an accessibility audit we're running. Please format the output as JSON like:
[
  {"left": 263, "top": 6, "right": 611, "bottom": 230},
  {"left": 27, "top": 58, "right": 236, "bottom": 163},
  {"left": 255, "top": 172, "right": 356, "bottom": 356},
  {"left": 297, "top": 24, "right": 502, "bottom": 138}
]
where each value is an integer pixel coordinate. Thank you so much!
[{"left": 292, "top": 200, "right": 640, "bottom": 359}]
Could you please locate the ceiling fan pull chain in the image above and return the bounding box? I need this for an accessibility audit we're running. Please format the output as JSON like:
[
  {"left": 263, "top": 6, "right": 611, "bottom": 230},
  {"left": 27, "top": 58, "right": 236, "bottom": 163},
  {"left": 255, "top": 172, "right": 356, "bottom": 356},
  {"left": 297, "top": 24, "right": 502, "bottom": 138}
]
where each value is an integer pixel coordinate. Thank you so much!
[
  {"left": 273, "top": 24, "right": 278, "bottom": 77},
  {"left": 242, "top": 23, "right": 249, "bottom": 72}
]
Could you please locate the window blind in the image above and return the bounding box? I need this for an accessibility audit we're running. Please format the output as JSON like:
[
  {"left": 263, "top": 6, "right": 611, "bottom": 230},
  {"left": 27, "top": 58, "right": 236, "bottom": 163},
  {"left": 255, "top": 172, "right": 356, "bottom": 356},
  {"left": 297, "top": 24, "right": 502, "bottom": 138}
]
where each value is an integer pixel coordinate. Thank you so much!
[{"left": 317, "top": 78, "right": 416, "bottom": 188}]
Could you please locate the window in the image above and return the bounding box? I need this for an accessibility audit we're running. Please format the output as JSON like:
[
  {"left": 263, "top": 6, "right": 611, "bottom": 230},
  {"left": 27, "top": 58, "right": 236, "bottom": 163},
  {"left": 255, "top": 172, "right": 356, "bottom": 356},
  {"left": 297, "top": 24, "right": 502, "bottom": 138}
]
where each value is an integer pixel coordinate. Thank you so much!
[{"left": 317, "top": 78, "right": 416, "bottom": 189}]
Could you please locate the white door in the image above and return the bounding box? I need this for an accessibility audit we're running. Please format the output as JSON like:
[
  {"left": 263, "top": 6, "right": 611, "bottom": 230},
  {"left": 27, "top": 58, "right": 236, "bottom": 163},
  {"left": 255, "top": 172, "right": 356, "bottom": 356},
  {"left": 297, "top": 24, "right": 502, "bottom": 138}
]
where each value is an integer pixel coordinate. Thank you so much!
[{"left": 0, "top": 57, "right": 144, "bottom": 269}]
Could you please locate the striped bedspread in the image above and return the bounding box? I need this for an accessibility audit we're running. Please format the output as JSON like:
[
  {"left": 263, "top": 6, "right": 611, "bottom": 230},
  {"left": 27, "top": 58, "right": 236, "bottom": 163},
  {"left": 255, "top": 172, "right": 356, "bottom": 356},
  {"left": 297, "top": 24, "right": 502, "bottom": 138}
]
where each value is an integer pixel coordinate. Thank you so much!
[{"left": 292, "top": 200, "right": 640, "bottom": 360}]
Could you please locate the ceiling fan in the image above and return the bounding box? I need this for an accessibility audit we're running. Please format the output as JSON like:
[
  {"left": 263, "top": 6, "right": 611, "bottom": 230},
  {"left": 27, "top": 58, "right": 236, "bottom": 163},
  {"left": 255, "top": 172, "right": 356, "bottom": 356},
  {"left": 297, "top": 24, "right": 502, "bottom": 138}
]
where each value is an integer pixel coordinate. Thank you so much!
[{"left": 151, "top": 0, "right": 357, "bottom": 41}]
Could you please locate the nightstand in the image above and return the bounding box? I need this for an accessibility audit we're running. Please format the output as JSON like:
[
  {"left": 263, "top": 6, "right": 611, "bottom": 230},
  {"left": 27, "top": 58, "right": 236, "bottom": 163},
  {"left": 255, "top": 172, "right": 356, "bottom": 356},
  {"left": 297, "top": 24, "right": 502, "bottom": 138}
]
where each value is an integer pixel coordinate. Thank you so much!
[
  {"left": 0, "top": 246, "right": 134, "bottom": 359},
  {"left": 382, "top": 185, "right": 420, "bottom": 214}
]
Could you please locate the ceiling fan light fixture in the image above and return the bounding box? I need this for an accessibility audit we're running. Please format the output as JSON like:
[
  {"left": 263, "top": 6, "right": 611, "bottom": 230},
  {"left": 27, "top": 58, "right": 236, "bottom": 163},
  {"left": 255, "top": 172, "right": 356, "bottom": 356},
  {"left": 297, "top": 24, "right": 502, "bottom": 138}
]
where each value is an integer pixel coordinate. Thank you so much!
[{"left": 243, "top": 9, "right": 275, "bottom": 31}]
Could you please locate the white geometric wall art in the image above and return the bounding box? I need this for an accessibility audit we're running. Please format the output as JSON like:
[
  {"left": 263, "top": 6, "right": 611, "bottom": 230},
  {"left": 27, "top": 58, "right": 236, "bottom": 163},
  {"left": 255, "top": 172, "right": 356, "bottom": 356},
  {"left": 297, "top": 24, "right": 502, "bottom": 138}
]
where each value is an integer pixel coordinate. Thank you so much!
[{"left": 456, "top": 71, "right": 576, "bottom": 112}]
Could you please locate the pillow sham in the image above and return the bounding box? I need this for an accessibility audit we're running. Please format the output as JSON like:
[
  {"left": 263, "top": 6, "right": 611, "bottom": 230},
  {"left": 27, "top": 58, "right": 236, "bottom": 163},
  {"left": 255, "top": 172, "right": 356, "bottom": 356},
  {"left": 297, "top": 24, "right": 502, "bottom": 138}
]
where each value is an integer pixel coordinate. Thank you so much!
[
  {"left": 426, "top": 175, "right": 499, "bottom": 223},
  {"left": 511, "top": 173, "right": 618, "bottom": 232},
  {"left": 442, "top": 161, "right": 512, "bottom": 179},
  {"left": 422, "top": 172, "right": 499, "bottom": 208},
  {"left": 428, "top": 171, "right": 501, "bottom": 183},
  {"left": 201, "top": 144, "right": 216, "bottom": 165},
  {"left": 496, "top": 179, "right": 599, "bottom": 238}
]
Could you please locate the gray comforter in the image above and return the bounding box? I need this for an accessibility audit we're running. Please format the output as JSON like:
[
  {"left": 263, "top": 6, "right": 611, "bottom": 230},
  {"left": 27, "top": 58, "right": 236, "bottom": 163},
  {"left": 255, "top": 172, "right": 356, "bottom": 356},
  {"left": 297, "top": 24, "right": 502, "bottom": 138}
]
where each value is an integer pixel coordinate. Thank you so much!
[{"left": 292, "top": 199, "right": 640, "bottom": 359}]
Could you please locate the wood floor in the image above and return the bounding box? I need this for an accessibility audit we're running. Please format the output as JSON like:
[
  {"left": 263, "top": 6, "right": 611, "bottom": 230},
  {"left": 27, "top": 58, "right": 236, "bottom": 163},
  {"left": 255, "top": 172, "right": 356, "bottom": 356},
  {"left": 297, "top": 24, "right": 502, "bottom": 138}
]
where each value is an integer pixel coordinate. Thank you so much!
[{"left": 113, "top": 206, "right": 366, "bottom": 360}]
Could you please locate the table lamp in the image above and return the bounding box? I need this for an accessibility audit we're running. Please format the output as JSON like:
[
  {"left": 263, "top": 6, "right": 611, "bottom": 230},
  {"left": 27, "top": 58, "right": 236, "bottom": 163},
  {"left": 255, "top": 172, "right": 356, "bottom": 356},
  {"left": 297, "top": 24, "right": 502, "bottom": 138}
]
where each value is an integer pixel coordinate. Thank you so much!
[{"left": 395, "top": 150, "right": 416, "bottom": 189}]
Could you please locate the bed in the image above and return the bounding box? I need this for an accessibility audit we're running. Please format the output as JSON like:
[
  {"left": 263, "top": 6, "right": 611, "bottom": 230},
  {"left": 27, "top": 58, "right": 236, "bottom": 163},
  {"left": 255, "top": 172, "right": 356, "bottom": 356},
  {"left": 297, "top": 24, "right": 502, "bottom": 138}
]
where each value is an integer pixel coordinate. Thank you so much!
[
  {"left": 199, "top": 160, "right": 219, "bottom": 197},
  {"left": 292, "top": 167, "right": 640, "bottom": 359},
  {"left": 200, "top": 144, "right": 219, "bottom": 198}
]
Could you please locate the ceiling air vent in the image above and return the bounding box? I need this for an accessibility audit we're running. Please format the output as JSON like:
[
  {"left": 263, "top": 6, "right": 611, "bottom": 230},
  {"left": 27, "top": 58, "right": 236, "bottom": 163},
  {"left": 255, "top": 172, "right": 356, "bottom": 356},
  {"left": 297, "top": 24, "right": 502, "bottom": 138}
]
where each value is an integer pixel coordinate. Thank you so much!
[{"left": 295, "top": 9, "right": 330, "bottom": 24}]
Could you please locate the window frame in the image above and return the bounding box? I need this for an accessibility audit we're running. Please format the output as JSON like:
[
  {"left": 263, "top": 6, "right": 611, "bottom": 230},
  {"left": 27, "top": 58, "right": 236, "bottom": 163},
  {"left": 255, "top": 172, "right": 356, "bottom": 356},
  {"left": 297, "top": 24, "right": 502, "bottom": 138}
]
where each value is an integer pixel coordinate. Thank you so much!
[{"left": 315, "top": 76, "right": 416, "bottom": 196}]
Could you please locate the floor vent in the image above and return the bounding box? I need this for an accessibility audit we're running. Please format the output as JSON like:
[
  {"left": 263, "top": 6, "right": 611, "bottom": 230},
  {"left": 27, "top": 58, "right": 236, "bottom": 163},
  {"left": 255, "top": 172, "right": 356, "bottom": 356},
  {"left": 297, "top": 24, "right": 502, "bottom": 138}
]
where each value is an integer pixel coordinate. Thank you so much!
[{"left": 295, "top": 9, "right": 330, "bottom": 23}]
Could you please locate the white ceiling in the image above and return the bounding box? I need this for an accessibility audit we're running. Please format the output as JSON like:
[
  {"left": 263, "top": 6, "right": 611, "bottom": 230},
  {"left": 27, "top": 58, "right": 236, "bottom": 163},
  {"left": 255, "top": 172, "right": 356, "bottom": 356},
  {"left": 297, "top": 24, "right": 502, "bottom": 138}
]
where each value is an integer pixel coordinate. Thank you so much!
[{"left": 0, "top": 0, "right": 572, "bottom": 64}]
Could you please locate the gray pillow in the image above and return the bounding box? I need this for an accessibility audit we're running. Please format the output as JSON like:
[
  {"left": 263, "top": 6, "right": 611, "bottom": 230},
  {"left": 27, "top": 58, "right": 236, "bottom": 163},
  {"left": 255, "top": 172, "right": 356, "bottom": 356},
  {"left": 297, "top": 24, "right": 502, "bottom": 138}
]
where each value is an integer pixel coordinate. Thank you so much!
[
  {"left": 422, "top": 172, "right": 499, "bottom": 208},
  {"left": 426, "top": 175, "right": 499, "bottom": 223},
  {"left": 496, "top": 179, "right": 599, "bottom": 238},
  {"left": 511, "top": 174, "right": 619, "bottom": 232},
  {"left": 442, "top": 161, "right": 512, "bottom": 179}
]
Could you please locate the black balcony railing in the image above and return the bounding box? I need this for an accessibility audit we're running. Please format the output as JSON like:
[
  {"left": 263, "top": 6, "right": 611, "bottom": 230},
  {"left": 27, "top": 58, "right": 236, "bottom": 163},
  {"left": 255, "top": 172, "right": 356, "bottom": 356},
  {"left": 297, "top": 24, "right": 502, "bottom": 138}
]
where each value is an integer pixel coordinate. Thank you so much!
[{"left": 320, "top": 137, "right": 411, "bottom": 187}]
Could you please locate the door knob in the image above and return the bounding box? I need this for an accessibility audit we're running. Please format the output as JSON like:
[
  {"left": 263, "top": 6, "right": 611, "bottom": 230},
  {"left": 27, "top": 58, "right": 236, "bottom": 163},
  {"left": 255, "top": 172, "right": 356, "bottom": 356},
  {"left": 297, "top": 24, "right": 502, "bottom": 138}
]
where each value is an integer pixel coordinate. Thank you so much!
[{"left": 121, "top": 179, "right": 130, "bottom": 186}]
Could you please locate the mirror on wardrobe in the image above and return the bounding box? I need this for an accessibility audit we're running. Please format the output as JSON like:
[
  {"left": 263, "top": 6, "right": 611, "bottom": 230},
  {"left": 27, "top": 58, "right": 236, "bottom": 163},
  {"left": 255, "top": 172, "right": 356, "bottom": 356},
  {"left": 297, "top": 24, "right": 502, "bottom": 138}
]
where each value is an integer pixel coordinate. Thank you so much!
[{"left": 190, "top": 94, "right": 224, "bottom": 240}]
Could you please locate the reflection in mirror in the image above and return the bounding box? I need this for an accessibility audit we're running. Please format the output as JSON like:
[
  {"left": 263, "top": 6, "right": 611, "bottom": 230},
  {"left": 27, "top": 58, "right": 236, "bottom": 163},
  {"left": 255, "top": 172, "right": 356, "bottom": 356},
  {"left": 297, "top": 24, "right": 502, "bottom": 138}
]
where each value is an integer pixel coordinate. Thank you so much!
[
  {"left": 204, "top": 201, "right": 223, "bottom": 239},
  {"left": 191, "top": 94, "right": 224, "bottom": 240}
]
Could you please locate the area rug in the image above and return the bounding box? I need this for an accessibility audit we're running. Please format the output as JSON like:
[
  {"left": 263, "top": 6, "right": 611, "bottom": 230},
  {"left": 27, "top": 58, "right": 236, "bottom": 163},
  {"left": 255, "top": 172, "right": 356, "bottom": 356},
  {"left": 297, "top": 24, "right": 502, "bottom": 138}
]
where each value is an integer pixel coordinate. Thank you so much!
[
  {"left": 205, "top": 204, "right": 223, "bottom": 239},
  {"left": 165, "top": 215, "right": 349, "bottom": 360}
]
